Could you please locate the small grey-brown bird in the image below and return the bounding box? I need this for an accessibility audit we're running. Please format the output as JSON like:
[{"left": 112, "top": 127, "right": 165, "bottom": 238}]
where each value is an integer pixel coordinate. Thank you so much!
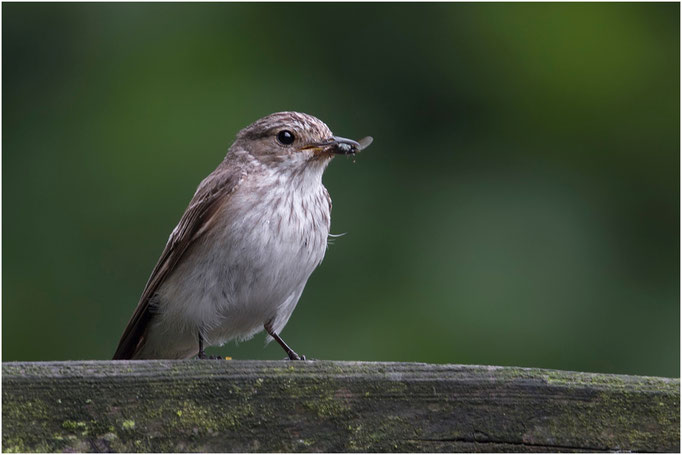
[{"left": 113, "top": 112, "right": 372, "bottom": 360}]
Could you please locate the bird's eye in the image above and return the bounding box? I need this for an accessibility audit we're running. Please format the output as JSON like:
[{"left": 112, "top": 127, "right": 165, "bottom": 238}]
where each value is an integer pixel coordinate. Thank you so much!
[{"left": 277, "top": 130, "right": 295, "bottom": 145}]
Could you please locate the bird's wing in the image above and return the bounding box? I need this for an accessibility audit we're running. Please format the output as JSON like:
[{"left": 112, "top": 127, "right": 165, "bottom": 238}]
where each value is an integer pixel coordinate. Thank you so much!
[{"left": 112, "top": 167, "right": 246, "bottom": 359}]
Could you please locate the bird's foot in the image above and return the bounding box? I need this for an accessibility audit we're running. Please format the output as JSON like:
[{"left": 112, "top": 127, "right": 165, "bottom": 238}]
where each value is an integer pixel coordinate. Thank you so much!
[
  {"left": 197, "top": 351, "right": 226, "bottom": 360},
  {"left": 286, "top": 351, "right": 306, "bottom": 361}
]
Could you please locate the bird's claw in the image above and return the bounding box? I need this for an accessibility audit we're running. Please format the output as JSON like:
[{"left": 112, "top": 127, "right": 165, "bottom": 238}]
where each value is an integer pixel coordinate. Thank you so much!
[
  {"left": 197, "top": 352, "right": 226, "bottom": 360},
  {"left": 284, "top": 352, "right": 306, "bottom": 361}
]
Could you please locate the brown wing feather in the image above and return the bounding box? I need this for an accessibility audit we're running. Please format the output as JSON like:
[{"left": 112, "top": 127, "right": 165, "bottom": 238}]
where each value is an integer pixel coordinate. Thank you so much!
[{"left": 112, "top": 167, "right": 245, "bottom": 359}]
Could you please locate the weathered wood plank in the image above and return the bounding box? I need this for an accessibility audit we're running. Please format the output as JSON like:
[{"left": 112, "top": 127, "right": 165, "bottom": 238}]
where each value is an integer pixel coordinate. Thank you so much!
[{"left": 2, "top": 360, "right": 679, "bottom": 452}]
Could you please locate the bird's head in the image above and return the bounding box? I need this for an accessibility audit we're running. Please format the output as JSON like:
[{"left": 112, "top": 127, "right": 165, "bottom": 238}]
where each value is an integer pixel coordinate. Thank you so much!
[{"left": 232, "top": 111, "right": 372, "bottom": 174}]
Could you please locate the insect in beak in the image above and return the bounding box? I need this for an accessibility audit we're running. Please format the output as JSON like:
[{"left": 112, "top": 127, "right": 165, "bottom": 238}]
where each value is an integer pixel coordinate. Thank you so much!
[{"left": 303, "top": 136, "right": 373, "bottom": 155}]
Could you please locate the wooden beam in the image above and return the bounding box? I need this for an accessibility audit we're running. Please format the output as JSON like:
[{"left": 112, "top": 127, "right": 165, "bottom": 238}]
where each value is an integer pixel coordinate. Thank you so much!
[{"left": 2, "top": 361, "right": 679, "bottom": 452}]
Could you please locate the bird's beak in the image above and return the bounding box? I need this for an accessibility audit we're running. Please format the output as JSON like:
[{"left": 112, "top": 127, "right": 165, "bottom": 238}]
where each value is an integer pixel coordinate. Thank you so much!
[
  {"left": 302, "top": 136, "right": 373, "bottom": 155},
  {"left": 329, "top": 136, "right": 361, "bottom": 155}
]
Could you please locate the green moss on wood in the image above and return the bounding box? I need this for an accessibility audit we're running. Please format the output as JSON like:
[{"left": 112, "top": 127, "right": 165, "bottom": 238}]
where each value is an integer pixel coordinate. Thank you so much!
[{"left": 2, "top": 360, "right": 679, "bottom": 452}]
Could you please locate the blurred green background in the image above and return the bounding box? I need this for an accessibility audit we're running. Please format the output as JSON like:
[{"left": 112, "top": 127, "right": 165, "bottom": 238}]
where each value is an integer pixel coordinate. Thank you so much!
[{"left": 3, "top": 3, "right": 679, "bottom": 377}]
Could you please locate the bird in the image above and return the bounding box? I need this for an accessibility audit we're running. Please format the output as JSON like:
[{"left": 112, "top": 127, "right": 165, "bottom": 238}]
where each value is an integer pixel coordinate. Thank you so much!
[{"left": 113, "top": 111, "right": 372, "bottom": 360}]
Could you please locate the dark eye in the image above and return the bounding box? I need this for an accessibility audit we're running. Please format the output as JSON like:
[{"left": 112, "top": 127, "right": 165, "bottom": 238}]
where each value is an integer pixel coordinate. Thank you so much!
[{"left": 277, "top": 130, "right": 295, "bottom": 145}]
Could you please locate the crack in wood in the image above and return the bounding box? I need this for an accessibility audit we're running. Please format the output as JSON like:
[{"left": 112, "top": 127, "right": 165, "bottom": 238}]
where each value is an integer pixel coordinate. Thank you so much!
[
  {"left": 2, "top": 360, "right": 678, "bottom": 453},
  {"left": 407, "top": 438, "right": 608, "bottom": 452}
]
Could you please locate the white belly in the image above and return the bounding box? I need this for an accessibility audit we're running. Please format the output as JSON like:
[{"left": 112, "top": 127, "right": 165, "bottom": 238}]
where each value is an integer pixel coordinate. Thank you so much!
[{"left": 138, "top": 178, "right": 331, "bottom": 359}]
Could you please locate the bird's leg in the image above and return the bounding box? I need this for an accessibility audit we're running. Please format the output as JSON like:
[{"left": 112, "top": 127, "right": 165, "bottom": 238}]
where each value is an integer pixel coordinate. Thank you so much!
[
  {"left": 265, "top": 323, "right": 306, "bottom": 361},
  {"left": 197, "top": 330, "right": 207, "bottom": 359},
  {"left": 196, "top": 330, "right": 225, "bottom": 360}
]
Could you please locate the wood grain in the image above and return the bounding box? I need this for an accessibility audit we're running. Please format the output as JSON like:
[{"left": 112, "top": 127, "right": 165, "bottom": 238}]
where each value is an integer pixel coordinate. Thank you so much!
[{"left": 2, "top": 360, "right": 679, "bottom": 452}]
